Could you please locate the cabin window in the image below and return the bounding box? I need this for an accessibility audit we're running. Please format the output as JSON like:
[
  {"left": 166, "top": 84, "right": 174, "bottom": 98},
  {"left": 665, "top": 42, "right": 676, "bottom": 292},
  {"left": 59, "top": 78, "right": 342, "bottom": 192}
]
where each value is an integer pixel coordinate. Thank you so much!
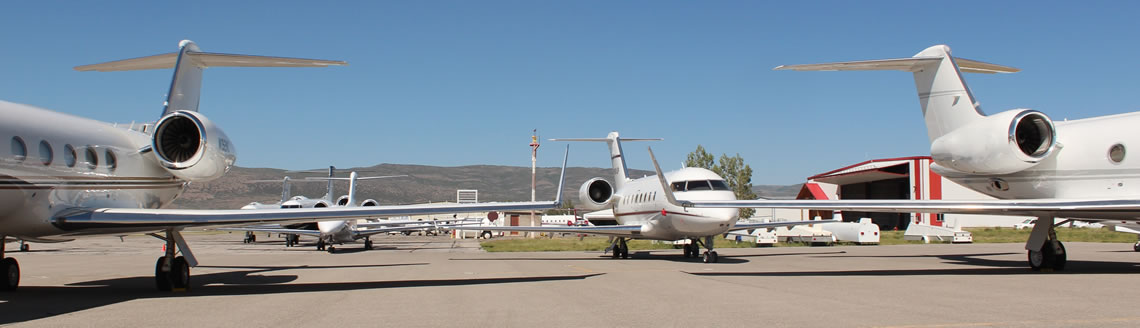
[
  {"left": 84, "top": 146, "right": 98, "bottom": 170},
  {"left": 710, "top": 180, "right": 731, "bottom": 191},
  {"left": 105, "top": 149, "right": 117, "bottom": 172},
  {"left": 64, "top": 144, "right": 77, "bottom": 167},
  {"left": 1109, "top": 144, "right": 1126, "bottom": 163},
  {"left": 10, "top": 137, "right": 26, "bottom": 162},
  {"left": 687, "top": 180, "right": 712, "bottom": 191},
  {"left": 38, "top": 140, "right": 53, "bottom": 165}
]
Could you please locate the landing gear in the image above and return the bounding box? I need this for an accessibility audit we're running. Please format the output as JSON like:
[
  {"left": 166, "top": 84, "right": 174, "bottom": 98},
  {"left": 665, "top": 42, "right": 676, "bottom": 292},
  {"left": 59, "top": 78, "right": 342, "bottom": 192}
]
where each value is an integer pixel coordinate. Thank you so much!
[
  {"left": 19, "top": 241, "right": 29, "bottom": 252},
  {"left": 608, "top": 238, "right": 629, "bottom": 259},
  {"left": 1026, "top": 216, "right": 1067, "bottom": 271},
  {"left": 151, "top": 229, "right": 195, "bottom": 291},
  {"left": 700, "top": 236, "right": 719, "bottom": 263},
  {"left": 243, "top": 231, "right": 256, "bottom": 244},
  {"left": 682, "top": 240, "right": 700, "bottom": 258},
  {"left": 285, "top": 234, "right": 299, "bottom": 247},
  {"left": 364, "top": 238, "right": 374, "bottom": 250},
  {"left": 317, "top": 239, "right": 326, "bottom": 251},
  {"left": 327, "top": 245, "right": 336, "bottom": 253},
  {"left": 1133, "top": 240, "right": 1140, "bottom": 252},
  {"left": 0, "top": 237, "right": 18, "bottom": 291}
]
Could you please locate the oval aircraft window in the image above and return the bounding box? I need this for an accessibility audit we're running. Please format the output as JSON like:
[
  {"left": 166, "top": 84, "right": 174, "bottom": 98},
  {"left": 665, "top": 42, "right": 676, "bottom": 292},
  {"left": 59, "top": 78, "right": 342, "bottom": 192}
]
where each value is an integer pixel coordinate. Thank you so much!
[
  {"left": 64, "top": 144, "right": 77, "bottom": 167},
  {"left": 39, "top": 140, "right": 53, "bottom": 165},
  {"left": 105, "top": 149, "right": 117, "bottom": 172},
  {"left": 1109, "top": 144, "right": 1126, "bottom": 163},
  {"left": 10, "top": 136, "right": 27, "bottom": 162},
  {"left": 84, "top": 146, "right": 98, "bottom": 170}
]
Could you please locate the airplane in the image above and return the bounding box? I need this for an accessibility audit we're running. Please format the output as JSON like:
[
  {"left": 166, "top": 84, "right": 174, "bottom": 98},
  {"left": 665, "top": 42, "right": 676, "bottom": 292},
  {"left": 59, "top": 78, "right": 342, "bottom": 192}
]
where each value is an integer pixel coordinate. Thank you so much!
[
  {"left": 0, "top": 40, "right": 565, "bottom": 291},
  {"left": 670, "top": 44, "right": 1140, "bottom": 271},
  {"left": 227, "top": 169, "right": 472, "bottom": 252},
  {"left": 457, "top": 132, "right": 836, "bottom": 263}
]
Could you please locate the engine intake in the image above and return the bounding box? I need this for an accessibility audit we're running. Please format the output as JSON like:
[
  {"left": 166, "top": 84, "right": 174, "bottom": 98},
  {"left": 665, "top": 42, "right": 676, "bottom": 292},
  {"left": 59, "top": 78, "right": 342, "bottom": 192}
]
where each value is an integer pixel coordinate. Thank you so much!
[
  {"left": 152, "top": 111, "right": 236, "bottom": 181},
  {"left": 930, "top": 109, "right": 1057, "bottom": 175},
  {"left": 577, "top": 178, "right": 614, "bottom": 211}
]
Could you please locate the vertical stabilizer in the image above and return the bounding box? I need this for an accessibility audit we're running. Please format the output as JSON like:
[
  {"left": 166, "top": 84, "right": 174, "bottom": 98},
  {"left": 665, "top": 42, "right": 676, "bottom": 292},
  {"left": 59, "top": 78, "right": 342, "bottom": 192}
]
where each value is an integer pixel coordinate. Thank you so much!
[
  {"left": 774, "top": 45, "right": 1018, "bottom": 142},
  {"left": 552, "top": 132, "right": 661, "bottom": 190},
  {"left": 324, "top": 166, "right": 336, "bottom": 203},
  {"left": 281, "top": 176, "right": 292, "bottom": 203},
  {"left": 164, "top": 40, "right": 205, "bottom": 116},
  {"left": 910, "top": 45, "right": 985, "bottom": 141}
]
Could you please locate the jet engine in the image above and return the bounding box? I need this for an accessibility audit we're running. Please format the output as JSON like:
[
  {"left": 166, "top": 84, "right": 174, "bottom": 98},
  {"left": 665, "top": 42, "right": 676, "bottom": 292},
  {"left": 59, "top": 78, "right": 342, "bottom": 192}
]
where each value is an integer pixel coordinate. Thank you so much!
[
  {"left": 336, "top": 195, "right": 350, "bottom": 206},
  {"left": 930, "top": 109, "right": 1057, "bottom": 175},
  {"left": 577, "top": 178, "right": 614, "bottom": 211},
  {"left": 151, "top": 110, "right": 236, "bottom": 181},
  {"left": 360, "top": 199, "right": 378, "bottom": 207}
]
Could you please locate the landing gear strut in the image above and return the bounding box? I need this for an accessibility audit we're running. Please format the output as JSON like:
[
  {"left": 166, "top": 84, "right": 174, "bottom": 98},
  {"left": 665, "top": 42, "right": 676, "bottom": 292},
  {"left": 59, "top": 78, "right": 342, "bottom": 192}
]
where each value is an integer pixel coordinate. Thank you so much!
[
  {"left": 608, "top": 238, "right": 629, "bottom": 259},
  {"left": 151, "top": 229, "right": 194, "bottom": 291},
  {"left": 0, "top": 236, "right": 19, "bottom": 291},
  {"left": 682, "top": 239, "right": 700, "bottom": 258},
  {"left": 364, "top": 237, "right": 374, "bottom": 250},
  {"left": 1026, "top": 216, "right": 1067, "bottom": 271},
  {"left": 243, "top": 231, "right": 256, "bottom": 244},
  {"left": 317, "top": 239, "right": 326, "bottom": 251},
  {"left": 285, "top": 234, "right": 299, "bottom": 247},
  {"left": 19, "top": 240, "right": 29, "bottom": 252}
]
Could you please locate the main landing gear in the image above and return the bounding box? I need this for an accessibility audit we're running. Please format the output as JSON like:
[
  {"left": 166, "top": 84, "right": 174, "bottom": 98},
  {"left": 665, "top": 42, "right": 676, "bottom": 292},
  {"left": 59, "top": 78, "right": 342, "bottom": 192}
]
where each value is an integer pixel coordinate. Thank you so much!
[
  {"left": 681, "top": 237, "right": 719, "bottom": 263},
  {"left": 364, "top": 237, "right": 374, "bottom": 251},
  {"left": 285, "top": 234, "right": 300, "bottom": 247},
  {"left": 1, "top": 235, "right": 19, "bottom": 291},
  {"left": 243, "top": 231, "right": 256, "bottom": 244},
  {"left": 1026, "top": 216, "right": 1067, "bottom": 271},
  {"left": 607, "top": 237, "right": 629, "bottom": 259},
  {"left": 149, "top": 229, "right": 196, "bottom": 292}
]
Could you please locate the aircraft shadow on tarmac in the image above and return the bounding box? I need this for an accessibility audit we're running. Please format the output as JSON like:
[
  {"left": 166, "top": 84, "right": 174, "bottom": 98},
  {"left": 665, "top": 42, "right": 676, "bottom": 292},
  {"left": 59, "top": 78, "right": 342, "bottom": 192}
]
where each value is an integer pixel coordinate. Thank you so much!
[
  {"left": 449, "top": 250, "right": 849, "bottom": 264},
  {"left": 0, "top": 263, "right": 603, "bottom": 324},
  {"left": 684, "top": 252, "right": 1140, "bottom": 277}
]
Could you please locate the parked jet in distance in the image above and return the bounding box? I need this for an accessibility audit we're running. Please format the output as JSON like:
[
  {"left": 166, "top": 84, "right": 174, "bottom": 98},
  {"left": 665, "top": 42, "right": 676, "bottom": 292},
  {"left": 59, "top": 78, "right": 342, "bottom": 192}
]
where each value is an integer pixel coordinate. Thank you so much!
[
  {"left": 0, "top": 40, "right": 564, "bottom": 291},
  {"left": 677, "top": 45, "right": 1140, "bottom": 271},
  {"left": 458, "top": 132, "right": 836, "bottom": 263}
]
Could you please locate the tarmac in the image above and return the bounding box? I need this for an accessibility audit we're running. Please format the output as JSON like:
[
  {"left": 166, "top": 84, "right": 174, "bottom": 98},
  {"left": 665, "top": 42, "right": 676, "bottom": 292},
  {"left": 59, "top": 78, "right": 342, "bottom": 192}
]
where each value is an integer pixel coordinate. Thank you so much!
[{"left": 3, "top": 232, "right": 1140, "bottom": 327}]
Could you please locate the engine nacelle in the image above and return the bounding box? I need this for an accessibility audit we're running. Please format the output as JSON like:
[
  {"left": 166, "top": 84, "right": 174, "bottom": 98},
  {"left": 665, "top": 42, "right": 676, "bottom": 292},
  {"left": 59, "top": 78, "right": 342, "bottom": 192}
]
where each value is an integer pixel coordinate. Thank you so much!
[
  {"left": 152, "top": 110, "right": 236, "bottom": 182},
  {"left": 930, "top": 109, "right": 1057, "bottom": 175},
  {"left": 360, "top": 199, "right": 378, "bottom": 207},
  {"left": 336, "top": 195, "right": 350, "bottom": 206},
  {"left": 577, "top": 178, "right": 614, "bottom": 211}
]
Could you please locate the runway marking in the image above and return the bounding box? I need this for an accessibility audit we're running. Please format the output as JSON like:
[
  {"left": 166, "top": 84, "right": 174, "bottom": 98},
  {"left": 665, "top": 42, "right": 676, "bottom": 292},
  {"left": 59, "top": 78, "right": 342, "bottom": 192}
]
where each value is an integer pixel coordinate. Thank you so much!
[{"left": 876, "top": 316, "right": 1140, "bottom": 328}]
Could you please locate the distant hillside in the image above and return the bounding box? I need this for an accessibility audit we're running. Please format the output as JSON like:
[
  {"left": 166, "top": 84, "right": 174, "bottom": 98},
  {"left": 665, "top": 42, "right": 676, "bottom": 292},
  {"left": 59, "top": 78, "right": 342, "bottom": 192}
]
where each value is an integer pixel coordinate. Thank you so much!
[
  {"left": 753, "top": 184, "right": 803, "bottom": 199},
  {"left": 170, "top": 164, "right": 652, "bottom": 209}
]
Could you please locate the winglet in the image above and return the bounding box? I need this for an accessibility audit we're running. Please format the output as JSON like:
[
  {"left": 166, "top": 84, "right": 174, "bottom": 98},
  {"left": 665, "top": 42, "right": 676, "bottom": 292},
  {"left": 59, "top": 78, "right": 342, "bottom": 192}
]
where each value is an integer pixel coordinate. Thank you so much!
[
  {"left": 553, "top": 145, "right": 569, "bottom": 205},
  {"left": 647, "top": 147, "right": 688, "bottom": 207}
]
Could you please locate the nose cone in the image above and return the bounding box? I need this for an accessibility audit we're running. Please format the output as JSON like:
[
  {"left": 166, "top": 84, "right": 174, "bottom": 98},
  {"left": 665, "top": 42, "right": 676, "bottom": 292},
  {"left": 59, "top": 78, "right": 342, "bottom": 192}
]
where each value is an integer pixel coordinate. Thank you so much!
[{"left": 318, "top": 220, "right": 346, "bottom": 234}]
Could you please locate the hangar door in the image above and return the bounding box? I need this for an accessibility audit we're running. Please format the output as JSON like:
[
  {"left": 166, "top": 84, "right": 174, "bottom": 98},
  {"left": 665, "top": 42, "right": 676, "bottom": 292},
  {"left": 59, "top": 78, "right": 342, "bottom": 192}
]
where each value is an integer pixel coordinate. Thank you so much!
[{"left": 840, "top": 178, "right": 911, "bottom": 230}]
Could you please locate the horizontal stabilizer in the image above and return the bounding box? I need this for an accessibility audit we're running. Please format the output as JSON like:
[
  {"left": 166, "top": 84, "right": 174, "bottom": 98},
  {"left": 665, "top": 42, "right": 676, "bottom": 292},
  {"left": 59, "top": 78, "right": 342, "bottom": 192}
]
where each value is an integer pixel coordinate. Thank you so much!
[
  {"left": 551, "top": 138, "right": 663, "bottom": 142},
  {"left": 75, "top": 51, "right": 347, "bottom": 72},
  {"left": 304, "top": 175, "right": 408, "bottom": 181},
  {"left": 774, "top": 57, "right": 1018, "bottom": 74}
]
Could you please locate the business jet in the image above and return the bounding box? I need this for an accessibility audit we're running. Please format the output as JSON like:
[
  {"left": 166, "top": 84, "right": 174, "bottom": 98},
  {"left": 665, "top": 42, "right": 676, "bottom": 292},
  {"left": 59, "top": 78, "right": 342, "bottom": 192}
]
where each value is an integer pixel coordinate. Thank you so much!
[
  {"left": 673, "top": 45, "right": 1140, "bottom": 271},
  {"left": 229, "top": 169, "right": 468, "bottom": 252},
  {"left": 458, "top": 132, "right": 835, "bottom": 263},
  {"left": 0, "top": 40, "right": 565, "bottom": 291}
]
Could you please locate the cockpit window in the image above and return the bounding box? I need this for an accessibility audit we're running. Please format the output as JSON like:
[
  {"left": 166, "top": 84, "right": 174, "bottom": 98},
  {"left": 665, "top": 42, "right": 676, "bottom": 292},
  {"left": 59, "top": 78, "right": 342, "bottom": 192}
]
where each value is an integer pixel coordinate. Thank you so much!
[
  {"left": 671, "top": 182, "right": 685, "bottom": 192},
  {"left": 686, "top": 180, "right": 712, "bottom": 191},
  {"left": 710, "top": 180, "right": 730, "bottom": 191}
]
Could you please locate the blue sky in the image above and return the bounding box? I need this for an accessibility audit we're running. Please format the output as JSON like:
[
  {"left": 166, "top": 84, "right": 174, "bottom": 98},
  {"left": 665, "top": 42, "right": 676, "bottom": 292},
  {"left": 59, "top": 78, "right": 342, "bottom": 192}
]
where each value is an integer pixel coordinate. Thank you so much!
[{"left": 2, "top": 1, "right": 1137, "bottom": 185}]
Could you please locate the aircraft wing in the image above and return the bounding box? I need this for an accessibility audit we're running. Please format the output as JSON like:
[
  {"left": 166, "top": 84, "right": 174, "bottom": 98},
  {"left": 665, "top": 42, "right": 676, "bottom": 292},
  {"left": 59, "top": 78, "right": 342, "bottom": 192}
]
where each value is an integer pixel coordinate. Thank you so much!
[
  {"left": 216, "top": 227, "right": 323, "bottom": 236},
  {"left": 453, "top": 225, "right": 644, "bottom": 237},
  {"left": 672, "top": 199, "right": 1140, "bottom": 221},
  {"left": 729, "top": 219, "right": 841, "bottom": 232},
  {"left": 51, "top": 147, "right": 569, "bottom": 236}
]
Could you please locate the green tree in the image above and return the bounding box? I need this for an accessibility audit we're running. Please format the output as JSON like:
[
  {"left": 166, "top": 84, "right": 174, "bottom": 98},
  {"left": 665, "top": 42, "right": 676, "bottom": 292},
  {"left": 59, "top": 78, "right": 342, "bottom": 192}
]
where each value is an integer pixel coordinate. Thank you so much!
[
  {"left": 684, "top": 145, "right": 715, "bottom": 170},
  {"left": 684, "top": 146, "right": 757, "bottom": 218}
]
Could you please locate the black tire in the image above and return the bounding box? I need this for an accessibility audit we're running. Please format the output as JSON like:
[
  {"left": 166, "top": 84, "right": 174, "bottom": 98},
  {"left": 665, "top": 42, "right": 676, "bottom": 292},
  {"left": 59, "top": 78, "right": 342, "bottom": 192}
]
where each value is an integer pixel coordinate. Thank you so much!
[
  {"left": 620, "top": 246, "right": 629, "bottom": 259},
  {"left": 19, "top": 243, "right": 29, "bottom": 252},
  {"left": 1133, "top": 242, "right": 1140, "bottom": 252},
  {"left": 482, "top": 231, "right": 492, "bottom": 239},
  {"left": 155, "top": 256, "right": 172, "bottom": 291},
  {"left": 702, "top": 251, "right": 712, "bottom": 263},
  {"left": 327, "top": 246, "right": 336, "bottom": 253},
  {"left": 170, "top": 256, "right": 190, "bottom": 290},
  {"left": 1, "top": 258, "right": 19, "bottom": 291},
  {"left": 710, "top": 251, "right": 719, "bottom": 263},
  {"left": 1028, "top": 244, "right": 1054, "bottom": 271},
  {"left": 611, "top": 248, "right": 620, "bottom": 259},
  {"left": 365, "top": 240, "right": 373, "bottom": 250},
  {"left": 1053, "top": 242, "right": 1067, "bottom": 271}
]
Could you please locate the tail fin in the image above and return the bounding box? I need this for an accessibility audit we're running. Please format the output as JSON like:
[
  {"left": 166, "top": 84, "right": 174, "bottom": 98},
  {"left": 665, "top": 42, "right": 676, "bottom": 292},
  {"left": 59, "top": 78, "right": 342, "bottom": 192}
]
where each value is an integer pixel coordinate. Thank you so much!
[
  {"left": 552, "top": 131, "right": 661, "bottom": 188},
  {"left": 74, "top": 40, "right": 346, "bottom": 118},
  {"left": 304, "top": 171, "right": 407, "bottom": 207},
  {"left": 774, "top": 45, "right": 1019, "bottom": 142}
]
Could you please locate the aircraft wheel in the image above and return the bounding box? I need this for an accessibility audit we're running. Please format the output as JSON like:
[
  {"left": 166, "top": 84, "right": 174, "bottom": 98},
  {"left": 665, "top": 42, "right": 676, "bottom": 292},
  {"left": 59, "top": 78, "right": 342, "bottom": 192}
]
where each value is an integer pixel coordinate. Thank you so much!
[
  {"left": 365, "top": 240, "right": 374, "bottom": 250},
  {"left": 1053, "top": 242, "right": 1067, "bottom": 271},
  {"left": 155, "top": 256, "right": 172, "bottom": 291},
  {"left": 0, "top": 258, "right": 19, "bottom": 291},
  {"left": 1133, "top": 241, "right": 1140, "bottom": 252},
  {"left": 19, "top": 243, "right": 29, "bottom": 252},
  {"left": 170, "top": 256, "right": 190, "bottom": 290},
  {"left": 482, "top": 231, "right": 492, "bottom": 239},
  {"left": 611, "top": 249, "right": 620, "bottom": 259},
  {"left": 1028, "top": 247, "right": 1052, "bottom": 271},
  {"left": 317, "top": 240, "right": 325, "bottom": 251},
  {"left": 620, "top": 246, "right": 629, "bottom": 259},
  {"left": 327, "top": 246, "right": 336, "bottom": 254},
  {"left": 702, "top": 251, "right": 712, "bottom": 263},
  {"left": 710, "top": 251, "right": 719, "bottom": 263}
]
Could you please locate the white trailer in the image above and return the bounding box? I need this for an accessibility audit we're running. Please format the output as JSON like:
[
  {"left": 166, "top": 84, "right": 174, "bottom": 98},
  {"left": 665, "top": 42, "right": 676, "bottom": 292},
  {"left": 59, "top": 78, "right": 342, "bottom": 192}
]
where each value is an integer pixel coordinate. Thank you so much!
[{"left": 820, "top": 218, "right": 880, "bottom": 245}]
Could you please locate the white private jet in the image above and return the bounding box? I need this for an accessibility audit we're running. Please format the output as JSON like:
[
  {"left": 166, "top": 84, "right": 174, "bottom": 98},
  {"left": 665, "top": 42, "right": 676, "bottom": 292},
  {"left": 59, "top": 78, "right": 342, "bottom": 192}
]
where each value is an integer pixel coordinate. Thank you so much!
[
  {"left": 458, "top": 132, "right": 836, "bottom": 263},
  {"left": 229, "top": 169, "right": 469, "bottom": 252},
  {"left": 0, "top": 40, "right": 565, "bottom": 291},
  {"left": 675, "top": 45, "right": 1140, "bottom": 271}
]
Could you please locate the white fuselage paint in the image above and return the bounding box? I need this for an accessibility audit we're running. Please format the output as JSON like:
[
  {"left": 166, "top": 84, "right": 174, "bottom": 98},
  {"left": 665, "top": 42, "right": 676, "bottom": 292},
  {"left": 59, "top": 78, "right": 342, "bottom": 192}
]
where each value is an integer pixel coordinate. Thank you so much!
[
  {"left": 938, "top": 112, "right": 1140, "bottom": 217},
  {"left": 0, "top": 101, "right": 187, "bottom": 239},
  {"left": 610, "top": 167, "right": 739, "bottom": 241}
]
